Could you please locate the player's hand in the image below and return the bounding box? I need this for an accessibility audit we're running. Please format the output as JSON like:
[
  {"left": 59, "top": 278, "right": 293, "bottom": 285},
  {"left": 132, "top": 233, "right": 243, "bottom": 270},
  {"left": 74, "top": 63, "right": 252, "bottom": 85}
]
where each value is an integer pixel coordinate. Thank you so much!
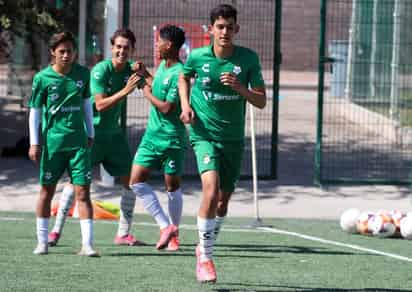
[
  {"left": 180, "top": 106, "right": 195, "bottom": 124},
  {"left": 132, "top": 61, "right": 147, "bottom": 77},
  {"left": 87, "top": 137, "right": 94, "bottom": 148},
  {"left": 28, "top": 145, "right": 41, "bottom": 163},
  {"left": 122, "top": 73, "right": 142, "bottom": 96},
  {"left": 220, "top": 72, "right": 242, "bottom": 91}
]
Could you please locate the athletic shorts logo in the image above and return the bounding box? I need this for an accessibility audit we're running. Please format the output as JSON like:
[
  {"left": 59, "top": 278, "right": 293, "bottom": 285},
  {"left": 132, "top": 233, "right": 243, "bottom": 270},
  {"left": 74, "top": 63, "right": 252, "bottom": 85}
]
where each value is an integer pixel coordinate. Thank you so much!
[
  {"left": 76, "top": 80, "right": 84, "bottom": 88},
  {"left": 44, "top": 172, "right": 53, "bottom": 180},
  {"left": 86, "top": 171, "right": 92, "bottom": 180},
  {"left": 168, "top": 160, "right": 176, "bottom": 169},
  {"left": 203, "top": 154, "right": 211, "bottom": 165}
]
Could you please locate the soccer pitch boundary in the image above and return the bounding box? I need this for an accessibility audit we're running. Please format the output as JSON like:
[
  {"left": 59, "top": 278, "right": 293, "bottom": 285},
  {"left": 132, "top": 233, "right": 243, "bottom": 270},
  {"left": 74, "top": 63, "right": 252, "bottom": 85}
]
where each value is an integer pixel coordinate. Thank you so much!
[{"left": 2, "top": 216, "right": 412, "bottom": 263}]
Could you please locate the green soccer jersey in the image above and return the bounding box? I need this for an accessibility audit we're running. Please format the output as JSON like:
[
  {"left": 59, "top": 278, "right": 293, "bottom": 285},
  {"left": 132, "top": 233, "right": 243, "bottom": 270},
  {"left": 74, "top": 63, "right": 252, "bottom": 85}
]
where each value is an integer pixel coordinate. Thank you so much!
[
  {"left": 90, "top": 59, "right": 133, "bottom": 134},
  {"left": 145, "top": 60, "right": 185, "bottom": 143},
  {"left": 182, "top": 45, "right": 265, "bottom": 141},
  {"left": 29, "top": 63, "right": 90, "bottom": 153}
]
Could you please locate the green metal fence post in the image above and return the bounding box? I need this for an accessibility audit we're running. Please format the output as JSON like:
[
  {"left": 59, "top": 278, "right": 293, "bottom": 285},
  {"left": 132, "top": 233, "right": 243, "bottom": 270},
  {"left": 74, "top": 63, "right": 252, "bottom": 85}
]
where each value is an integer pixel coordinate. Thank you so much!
[
  {"left": 271, "top": 0, "right": 282, "bottom": 179},
  {"left": 315, "top": 0, "right": 327, "bottom": 185}
]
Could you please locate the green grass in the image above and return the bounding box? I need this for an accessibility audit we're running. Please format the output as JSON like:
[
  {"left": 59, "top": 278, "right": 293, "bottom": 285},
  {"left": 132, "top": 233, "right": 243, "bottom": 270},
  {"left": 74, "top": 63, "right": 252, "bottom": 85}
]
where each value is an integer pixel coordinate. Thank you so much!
[{"left": 1, "top": 211, "right": 412, "bottom": 291}]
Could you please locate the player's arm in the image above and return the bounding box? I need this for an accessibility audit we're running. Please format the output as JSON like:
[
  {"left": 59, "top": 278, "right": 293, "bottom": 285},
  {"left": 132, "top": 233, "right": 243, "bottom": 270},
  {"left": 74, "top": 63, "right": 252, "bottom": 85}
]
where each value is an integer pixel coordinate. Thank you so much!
[
  {"left": 94, "top": 73, "right": 142, "bottom": 112},
  {"left": 220, "top": 73, "right": 266, "bottom": 109},
  {"left": 178, "top": 73, "right": 195, "bottom": 124},
  {"left": 28, "top": 107, "right": 42, "bottom": 163},
  {"left": 142, "top": 84, "right": 176, "bottom": 114},
  {"left": 83, "top": 98, "right": 95, "bottom": 147}
]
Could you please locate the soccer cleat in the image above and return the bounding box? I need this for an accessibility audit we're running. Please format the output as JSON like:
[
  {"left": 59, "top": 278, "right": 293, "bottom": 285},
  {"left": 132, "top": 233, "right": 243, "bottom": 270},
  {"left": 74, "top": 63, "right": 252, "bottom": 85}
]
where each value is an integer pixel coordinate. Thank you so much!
[
  {"left": 48, "top": 231, "right": 61, "bottom": 246},
  {"left": 114, "top": 234, "right": 146, "bottom": 246},
  {"left": 156, "top": 224, "right": 178, "bottom": 250},
  {"left": 167, "top": 233, "right": 180, "bottom": 251},
  {"left": 196, "top": 259, "right": 217, "bottom": 283},
  {"left": 77, "top": 245, "right": 100, "bottom": 257},
  {"left": 33, "top": 243, "right": 48, "bottom": 255}
]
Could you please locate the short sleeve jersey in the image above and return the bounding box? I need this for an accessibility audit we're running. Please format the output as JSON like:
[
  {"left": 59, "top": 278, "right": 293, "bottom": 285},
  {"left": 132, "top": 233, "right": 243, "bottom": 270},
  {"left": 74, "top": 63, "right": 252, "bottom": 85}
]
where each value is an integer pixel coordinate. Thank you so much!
[
  {"left": 182, "top": 45, "right": 265, "bottom": 141},
  {"left": 145, "top": 60, "right": 185, "bottom": 143},
  {"left": 90, "top": 59, "right": 133, "bottom": 134},
  {"left": 29, "top": 63, "right": 90, "bottom": 152}
]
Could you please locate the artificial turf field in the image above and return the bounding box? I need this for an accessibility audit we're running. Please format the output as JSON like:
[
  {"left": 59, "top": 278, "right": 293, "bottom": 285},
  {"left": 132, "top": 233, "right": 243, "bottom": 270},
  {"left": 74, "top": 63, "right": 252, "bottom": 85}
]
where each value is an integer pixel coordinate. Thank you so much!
[{"left": 0, "top": 211, "right": 411, "bottom": 292}]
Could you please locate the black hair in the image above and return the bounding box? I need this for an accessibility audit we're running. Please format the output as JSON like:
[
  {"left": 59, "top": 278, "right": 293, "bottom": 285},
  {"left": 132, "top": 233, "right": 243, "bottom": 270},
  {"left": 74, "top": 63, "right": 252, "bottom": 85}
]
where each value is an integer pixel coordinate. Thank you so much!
[
  {"left": 49, "top": 31, "right": 77, "bottom": 51},
  {"left": 210, "top": 4, "right": 237, "bottom": 25},
  {"left": 110, "top": 28, "right": 136, "bottom": 49},
  {"left": 159, "top": 25, "right": 186, "bottom": 50}
]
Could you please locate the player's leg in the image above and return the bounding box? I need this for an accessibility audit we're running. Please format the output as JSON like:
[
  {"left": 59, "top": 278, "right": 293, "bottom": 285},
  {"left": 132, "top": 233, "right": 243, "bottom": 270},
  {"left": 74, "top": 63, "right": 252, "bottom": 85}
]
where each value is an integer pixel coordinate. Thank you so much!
[
  {"left": 214, "top": 140, "right": 243, "bottom": 241},
  {"left": 164, "top": 147, "right": 184, "bottom": 251},
  {"left": 130, "top": 139, "right": 176, "bottom": 249},
  {"left": 48, "top": 183, "right": 75, "bottom": 246},
  {"left": 105, "top": 133, "right": 145, "bottom": 246},
  {"left": 34, "top": 184, "right": 57, "bottom": 255},
  {"left": 192, "top": 140, "right": 219, "bottom": 282},
  {"left": 114, "top": 175, "right": 146, "bottom": 246},
  {"left": 70, "top": 147, "right": 98, "bottom": 257},
  {"left": 164, "top": 174, "right": 182, "bottom": 251},
  {"left": 130, "top": 164, "right": 175, "bottom": 249},
  {"left": 34, "top": 149, "right": 66, "bottom": 255}
]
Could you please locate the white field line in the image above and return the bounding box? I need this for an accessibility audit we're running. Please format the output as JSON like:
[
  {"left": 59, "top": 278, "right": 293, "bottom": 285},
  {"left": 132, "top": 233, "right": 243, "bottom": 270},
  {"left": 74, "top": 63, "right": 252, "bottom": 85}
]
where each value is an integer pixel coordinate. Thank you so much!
[{"left": 2, "top": 217, "right": 411, "bottom": 262}]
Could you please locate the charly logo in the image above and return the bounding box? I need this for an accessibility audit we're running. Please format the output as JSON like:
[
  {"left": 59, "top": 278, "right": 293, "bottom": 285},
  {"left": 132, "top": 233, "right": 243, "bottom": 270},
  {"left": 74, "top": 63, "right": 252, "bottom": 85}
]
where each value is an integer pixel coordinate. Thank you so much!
[
  {"left": 163, "top": 77, "right": 170, "bottom": 85},
  {"left": 233, "top": 65, "right": 242, "bottom": 75},
  {"left": 201, "top": 64, "right": 210, "bottom": 73},
  {"left": 86, "top": 171, "right": 92, "bottom": 180},
  {"left": 168, "top": 160, "right": 176, "bottom": 169}
]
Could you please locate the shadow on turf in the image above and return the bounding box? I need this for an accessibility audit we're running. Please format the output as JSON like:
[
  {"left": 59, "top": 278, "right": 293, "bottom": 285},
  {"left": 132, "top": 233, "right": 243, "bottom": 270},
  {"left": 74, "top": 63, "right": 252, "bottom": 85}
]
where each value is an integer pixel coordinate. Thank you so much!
[{"left": 214, "top": 283, "right": 412, "bottom": 292}]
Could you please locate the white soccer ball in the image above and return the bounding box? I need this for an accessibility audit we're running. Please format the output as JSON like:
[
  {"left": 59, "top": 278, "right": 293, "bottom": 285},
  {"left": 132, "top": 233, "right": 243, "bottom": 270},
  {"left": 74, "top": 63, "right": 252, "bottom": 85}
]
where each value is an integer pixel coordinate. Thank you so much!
[
  {"left": 369, "top": 213, "right": 396, "bottom": 238},
  {"left": 356, "top": 210, "right": 375, "bottom": 235},
  {"left": 340, "top": 208, "right": 361, "bottom": 233},
  {"left": 400, "top": 216, "right": 412, "bottom": 240}
]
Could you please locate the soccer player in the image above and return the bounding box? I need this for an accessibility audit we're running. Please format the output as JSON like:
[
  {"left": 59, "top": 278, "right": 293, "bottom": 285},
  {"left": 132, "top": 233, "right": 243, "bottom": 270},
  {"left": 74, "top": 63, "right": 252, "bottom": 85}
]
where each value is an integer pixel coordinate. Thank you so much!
[
  {"left": 29, "top": 31, "right": 98, "bottom": 256},
  {"left": 129, "top": 25, "right": 186, "bottom": 251},
  {"left": 48, "top": 28, "right": 146, "bottom": 247},
  {"left": 178, "top": 4, "right": 266, "bottom": 282}
]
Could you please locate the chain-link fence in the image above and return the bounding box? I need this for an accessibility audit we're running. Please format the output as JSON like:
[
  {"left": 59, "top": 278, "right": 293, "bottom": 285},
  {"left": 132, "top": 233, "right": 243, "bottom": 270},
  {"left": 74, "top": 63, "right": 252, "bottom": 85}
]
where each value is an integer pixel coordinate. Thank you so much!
[{"left": 317, "top": 0, "right": 412, "bottom": 183}]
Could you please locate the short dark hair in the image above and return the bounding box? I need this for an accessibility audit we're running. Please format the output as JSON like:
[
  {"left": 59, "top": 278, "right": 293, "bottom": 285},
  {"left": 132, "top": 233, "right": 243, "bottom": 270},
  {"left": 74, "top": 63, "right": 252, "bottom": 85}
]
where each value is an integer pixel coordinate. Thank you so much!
[
  {"left": 49, "top": 31, "right": 77, "bottom": 51},
  {"left": 210, "top": 4, "right": 237, "bottom": 25},
  {"left": 110, "top": 28, "right": 136, "bottom": 49},
  {"left": 159, "top": 25, "right": 186, "bottom": 50}
]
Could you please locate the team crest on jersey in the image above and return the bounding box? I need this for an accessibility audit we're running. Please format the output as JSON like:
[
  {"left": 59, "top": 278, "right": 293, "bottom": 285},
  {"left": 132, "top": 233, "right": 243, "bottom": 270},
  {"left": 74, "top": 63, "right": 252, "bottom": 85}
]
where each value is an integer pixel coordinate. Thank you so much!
[
  {"left": 201, "top": 64, "right": 210, "bottom": 73},
  {"left": 203, "top": 154, "right": 211, "bottom": 165},
  {"left": 76, "top": 80, "right": 84, "bottom": 88},
  {"left": 93, "top": 72, "right": 101, "bottom": 79},
  {"left": 202, "top": 77, "right": 211, "bottom": 87},
  {"left": 50, "top": 93, "right": 59, "bottom": 101},
  {"left": 233, "top": 65, "right": 242, "bottom": 75},
  {"left": 163, "top": 77, "right": 170, "bottom": 85}
]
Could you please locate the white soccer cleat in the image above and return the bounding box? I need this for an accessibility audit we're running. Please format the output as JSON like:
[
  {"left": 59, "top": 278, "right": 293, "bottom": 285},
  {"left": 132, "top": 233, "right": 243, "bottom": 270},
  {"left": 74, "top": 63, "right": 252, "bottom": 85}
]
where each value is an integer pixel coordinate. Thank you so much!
[
  {"left": 33, "top": 243, "right": 48, "bottom": 255},
  {"left": 77, "top": 245, "right": 100, "bottom": 257}
]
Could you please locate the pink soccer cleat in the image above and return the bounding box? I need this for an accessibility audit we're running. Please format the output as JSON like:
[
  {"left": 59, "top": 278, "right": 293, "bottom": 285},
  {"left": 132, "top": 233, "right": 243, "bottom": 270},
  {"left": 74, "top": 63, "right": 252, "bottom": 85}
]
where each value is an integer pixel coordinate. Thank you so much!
[
  {"left": 114, "top": 234, "right": 146, "bottom": 246},
  {"left": 48, "top": 232, "right": 60, "bottom": 246},
  {"left": 167, "top": 231, "right": 180, "bottom": 251},
  {"left": 196, "top": 259, "right": 217, "bottom": 283},
  {"left": 156, "top": 224, "right": 178, "bottom": 250}
]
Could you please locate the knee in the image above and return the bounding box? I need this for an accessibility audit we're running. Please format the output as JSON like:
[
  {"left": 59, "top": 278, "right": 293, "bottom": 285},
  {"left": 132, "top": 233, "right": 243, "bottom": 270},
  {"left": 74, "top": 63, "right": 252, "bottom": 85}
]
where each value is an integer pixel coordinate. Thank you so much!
[
  {"left": 75, "top": 187, "right": 90, "bottom": 202},
  {"left": 217, "top": 201, "right": 228, "bottom": 217},
  {"left": 130, "top": 182, "right": 149, "bottom": 198}
]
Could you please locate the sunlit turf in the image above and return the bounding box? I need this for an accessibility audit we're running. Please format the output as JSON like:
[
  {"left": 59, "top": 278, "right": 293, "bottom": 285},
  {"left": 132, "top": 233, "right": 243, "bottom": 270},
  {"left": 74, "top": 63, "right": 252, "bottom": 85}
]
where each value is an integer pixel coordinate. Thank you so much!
[{"left": 0, "top": 211, "right": 411, "bottom": 292}]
